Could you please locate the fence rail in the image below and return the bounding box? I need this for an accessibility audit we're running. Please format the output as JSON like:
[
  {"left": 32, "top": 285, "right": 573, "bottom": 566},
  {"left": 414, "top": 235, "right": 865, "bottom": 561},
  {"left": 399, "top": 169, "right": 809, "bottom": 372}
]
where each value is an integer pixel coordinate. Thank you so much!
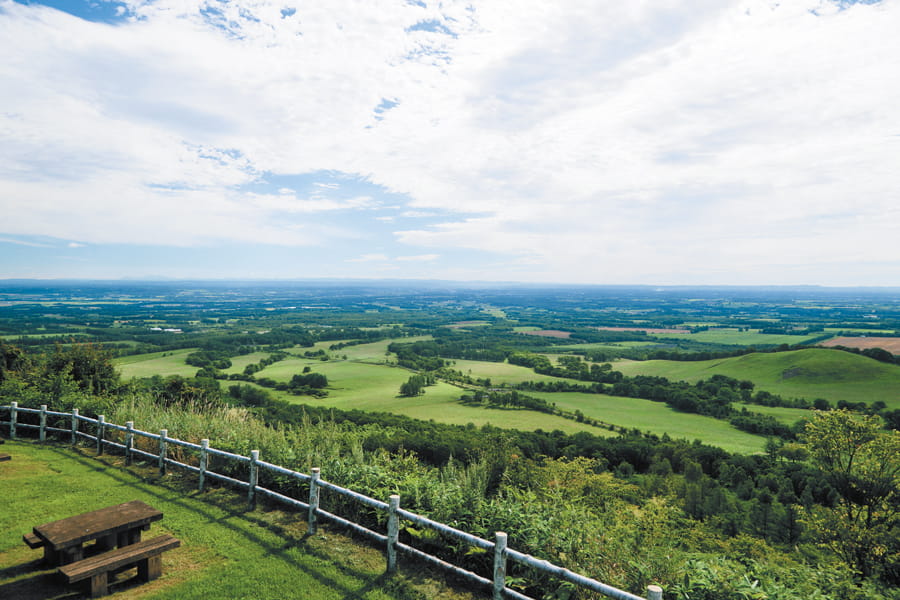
[{"left": 0, "top": 402, "right": 663, "bottom": 600}]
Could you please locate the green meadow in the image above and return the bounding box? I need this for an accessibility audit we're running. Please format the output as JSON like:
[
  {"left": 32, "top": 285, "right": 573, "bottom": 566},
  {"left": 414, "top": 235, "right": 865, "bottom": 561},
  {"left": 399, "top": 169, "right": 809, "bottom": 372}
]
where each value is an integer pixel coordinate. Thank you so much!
[
  {"left": 447, "top": 358, "right": 583, "bottom": 385},
  {"left": 0, "top": 440, "right": 477, "bottom": 600},
  {"left": 115, "top": 341, "right": 868, "bottom": 452},
  {"left": 116, "top": 349, "right": 200, "bottom": 379},
  {"left": 652, "top": 328, "right": 825, "bottom": 346},
  {"left": 613, "top": 348, "right": 900, "bottom": 408},
  {"left": 734, "top": 403, "right": 812, "bottom": 425},
  {"left": 525, "top": 391, "right": 767, "bottom": 454}
]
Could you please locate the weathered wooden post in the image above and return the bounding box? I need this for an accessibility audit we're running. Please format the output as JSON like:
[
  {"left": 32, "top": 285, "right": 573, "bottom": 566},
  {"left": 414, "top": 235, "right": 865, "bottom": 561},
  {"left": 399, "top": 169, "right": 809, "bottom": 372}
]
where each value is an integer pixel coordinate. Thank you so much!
[
  {"left": 248, "top": 450, "right": 259, "bottom": 510},
  {"left": 493, "top": 531, "right": 508, "bottom": 600},
  {"left": 159, "top": 429, "right": 168, "bottom": 474},
  {"left": 199, "top": 439, "right": 209, "bottom": 492},
  {"left": 308, "top": 467, "right": 320, "bottom": 535},
  {"left": 9, "top": 401, "right": 17, "bottom": 439},
  {"left": 647, "top": 584, "right": 663, "bottom": 600},
  {"left": 96, "top": 415, "right": 105, "bottom": 455},
  {"left": 387, "top": 495, "right": 400, "bottom": 574},
  {"left": 71, "top": 408, "right": 79, "bottom": 445},
  {"left": 125, "top": 421, "right": 134, "bottom": 465},
  {"left": 39, "top": 404, "right": 47, "bottom": 442}
]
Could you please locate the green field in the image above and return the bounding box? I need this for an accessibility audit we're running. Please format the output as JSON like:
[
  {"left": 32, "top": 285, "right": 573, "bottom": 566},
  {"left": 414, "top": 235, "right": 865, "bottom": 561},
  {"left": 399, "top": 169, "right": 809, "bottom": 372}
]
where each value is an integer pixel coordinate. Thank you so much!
[
  {"left": 251, "top": 358, "right": 610, "bottom": 436},
  {"left": 113, "top": 342, "right": 785, "bottom": 450},
  {"left": 735, "top": 403, "right": 812, "bottom": 425},
  {"left": 116, "top": 349, "right": 199, "bottom": 379},
  {"left": 653, "top": 328, "right": 825, "bottom": 346},
  {"left": 613, "top": 348, "right": 900, "bottom": 408},
  {"left": 448, "top": 358, "right": 584, "bottom": 386},
  {"left": 0, "top": 440, "right": 475, "bottom": 600},
  {"left": 525, "top": 392, "right": 767, "bottom": 454}
]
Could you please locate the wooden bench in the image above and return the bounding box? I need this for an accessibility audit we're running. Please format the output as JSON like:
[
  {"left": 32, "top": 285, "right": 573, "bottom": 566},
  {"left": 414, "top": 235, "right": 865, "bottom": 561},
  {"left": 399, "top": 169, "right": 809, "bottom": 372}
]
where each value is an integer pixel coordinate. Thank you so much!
[
  {"left": 58, "top": 534, "right": 180, "bottom": 598},
  {"left": 23, "top": 532, "right": 44, "bottom": 549},
  {"left": 0, "top": 453, "right": 10, "bottom": 462}
]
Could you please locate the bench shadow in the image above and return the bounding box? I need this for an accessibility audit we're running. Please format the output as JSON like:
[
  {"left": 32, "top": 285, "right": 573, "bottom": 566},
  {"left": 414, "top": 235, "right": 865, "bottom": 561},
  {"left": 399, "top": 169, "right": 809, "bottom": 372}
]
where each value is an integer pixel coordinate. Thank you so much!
[{"left": 0, "top": 570, "right": 79, "bottom": 600}]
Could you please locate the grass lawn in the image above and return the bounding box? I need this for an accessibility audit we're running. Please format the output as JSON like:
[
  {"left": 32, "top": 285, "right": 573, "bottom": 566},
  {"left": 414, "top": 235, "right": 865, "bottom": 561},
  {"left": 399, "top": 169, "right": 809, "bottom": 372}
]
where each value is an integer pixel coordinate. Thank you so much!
[
  {"left": 116, "top": 349, "right": 199, "bottom": 379},
  {"left": 653, "top": 329, "right": 824, "bottom": 346},
  {"left": 524, "top": 392, "right": 767, "bottom": 454},
  {"left": 0, "top": 439, "right": 481, "bottom": 600},
  {"left": 613, "top": 348, "right": 900, "bottom": 408},
  {"left": 735, "top": 403, "right": 812, "bottom": 425},
  {"left": 446, "top": 359, "right": 584, "bottom": 386}
]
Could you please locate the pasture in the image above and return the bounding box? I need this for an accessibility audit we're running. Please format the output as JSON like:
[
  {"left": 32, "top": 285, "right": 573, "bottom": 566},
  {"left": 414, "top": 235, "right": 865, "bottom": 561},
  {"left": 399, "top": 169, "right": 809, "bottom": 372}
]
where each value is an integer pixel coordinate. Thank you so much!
[
  {"left": 652, "top": 328, "right": 825, "bottom": 346},
  {"left": 525, "top": 392, "right": 767, "bottom": 454},
  {"left": 613, "top": 348, "right": 900, "bottom": 408},
  {"left": 115, "top": 349, "right": 200, "bottom": 379}
]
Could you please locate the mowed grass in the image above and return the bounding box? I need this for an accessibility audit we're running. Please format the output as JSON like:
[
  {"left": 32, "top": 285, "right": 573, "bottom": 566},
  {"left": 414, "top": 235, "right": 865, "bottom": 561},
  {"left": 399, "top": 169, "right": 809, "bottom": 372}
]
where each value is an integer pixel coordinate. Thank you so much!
[
  {"left": 0, "top": 439, "right": 481, "bottom": 600},
  {"left": 448, "top": 359, "right": 583, "bottom": 386},
  {"left": 613, "top": 348, "right": 900, "bottom": 408},
  {"left": 734, "top": 403, "right": 812, "bottom": 425},
  {"left": 525, "top": 392, "right": 767, "bottom": 454},
  {"left": 115, "top": 349, "right": 199, "bottom": 379},
  {"left": 255, "top": 358, "right": 608, "bottom": 435},
  {"left": 653, "top": 328, "right": 825, "bottom": 346}
]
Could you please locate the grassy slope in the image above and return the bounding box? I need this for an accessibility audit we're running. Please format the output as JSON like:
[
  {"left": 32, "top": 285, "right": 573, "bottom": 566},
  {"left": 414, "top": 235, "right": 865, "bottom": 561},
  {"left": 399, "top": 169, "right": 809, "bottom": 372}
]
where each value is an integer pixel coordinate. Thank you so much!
[
  {"left": 525, "top": 392, "right": 767, "bottom": 454},
  {"left": 613, "top": 348, "right": 900, "bottom": 408},
  {"left": 116, "top": 349, "right": 199, "bottom": 379},
  {"left": 0, "top": 439, "right": 480, "bottom": 600},
  {"left": 652, "top": 329, "right": 824, "bottom": 346}
]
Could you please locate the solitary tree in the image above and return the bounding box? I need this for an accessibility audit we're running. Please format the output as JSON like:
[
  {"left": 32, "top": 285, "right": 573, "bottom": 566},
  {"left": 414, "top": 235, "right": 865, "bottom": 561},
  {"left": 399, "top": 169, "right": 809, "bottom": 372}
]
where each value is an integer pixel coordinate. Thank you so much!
[{"left": 801, "top": 410, "right": 899, "bottom": 581}]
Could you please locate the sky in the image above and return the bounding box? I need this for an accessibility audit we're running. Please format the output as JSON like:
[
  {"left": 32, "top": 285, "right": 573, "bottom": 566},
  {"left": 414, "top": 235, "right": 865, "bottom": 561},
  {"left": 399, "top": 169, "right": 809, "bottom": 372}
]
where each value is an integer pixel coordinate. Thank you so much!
[{"left": 1, "top": 0, "right": 898, "bottom": 286}]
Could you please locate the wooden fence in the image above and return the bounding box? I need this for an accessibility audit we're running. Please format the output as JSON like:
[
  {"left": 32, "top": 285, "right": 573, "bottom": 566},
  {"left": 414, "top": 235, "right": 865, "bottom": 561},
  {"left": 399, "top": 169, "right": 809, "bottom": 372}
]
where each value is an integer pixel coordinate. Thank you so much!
[{"left": 1, "top": 402, "right": 663, "bottom": 600}]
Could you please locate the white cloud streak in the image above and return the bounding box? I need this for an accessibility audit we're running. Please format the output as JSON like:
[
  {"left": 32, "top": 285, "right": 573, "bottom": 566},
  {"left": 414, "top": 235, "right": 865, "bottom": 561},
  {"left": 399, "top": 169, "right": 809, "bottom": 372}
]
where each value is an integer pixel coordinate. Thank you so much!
[{"left": 1, "top": 0, "right": 898, "bottom": 284}]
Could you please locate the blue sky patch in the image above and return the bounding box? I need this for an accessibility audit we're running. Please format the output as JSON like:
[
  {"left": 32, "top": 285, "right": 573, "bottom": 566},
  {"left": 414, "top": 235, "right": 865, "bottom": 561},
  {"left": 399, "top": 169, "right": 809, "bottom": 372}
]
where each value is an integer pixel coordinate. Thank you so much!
[{"left": 14, "top": 0, "right": 131, "bottom": 23}]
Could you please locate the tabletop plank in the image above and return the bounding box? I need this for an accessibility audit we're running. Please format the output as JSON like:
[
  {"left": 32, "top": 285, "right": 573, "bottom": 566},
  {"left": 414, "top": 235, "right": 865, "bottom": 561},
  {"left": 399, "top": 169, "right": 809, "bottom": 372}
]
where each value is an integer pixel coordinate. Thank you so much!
[{"left": 34, "top": 500, "right": 163, "bottom": 550}]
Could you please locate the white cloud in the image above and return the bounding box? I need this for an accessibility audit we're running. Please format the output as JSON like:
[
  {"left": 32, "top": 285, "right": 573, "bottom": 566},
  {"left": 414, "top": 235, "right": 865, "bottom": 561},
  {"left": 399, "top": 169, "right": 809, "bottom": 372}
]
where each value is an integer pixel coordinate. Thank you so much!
[
  {"left": 0, "top": 0, "right": 898, "bottom": 283},
  {"left": 348, "top": 253, "right": 390, "bottom": 263},
  {"left": 397, "top": 254, "right": 439, "bottom": 262}
]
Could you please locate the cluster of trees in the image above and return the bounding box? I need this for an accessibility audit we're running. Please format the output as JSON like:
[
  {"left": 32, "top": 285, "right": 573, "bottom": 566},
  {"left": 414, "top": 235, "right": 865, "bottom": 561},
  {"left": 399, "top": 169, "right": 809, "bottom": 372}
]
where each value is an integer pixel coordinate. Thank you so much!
[{"left": 399, "top": 374, "right": 434, "bottom": 397}]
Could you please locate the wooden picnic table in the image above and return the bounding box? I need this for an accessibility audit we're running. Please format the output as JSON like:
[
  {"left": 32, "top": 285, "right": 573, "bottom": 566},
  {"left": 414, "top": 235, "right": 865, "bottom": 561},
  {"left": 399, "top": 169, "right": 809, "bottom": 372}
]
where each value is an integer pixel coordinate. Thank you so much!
[{"left": 32, "top": 500, "right": 163, "bottom": 566}]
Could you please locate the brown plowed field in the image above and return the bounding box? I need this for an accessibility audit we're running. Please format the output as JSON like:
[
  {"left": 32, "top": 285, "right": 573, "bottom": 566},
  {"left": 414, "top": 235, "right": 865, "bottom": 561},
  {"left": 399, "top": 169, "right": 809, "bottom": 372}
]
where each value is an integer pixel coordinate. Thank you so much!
[
  {"left": 820, "top": 336, "right": 900, "bottom": 353},
  {"left": 597, "top": 326, "right": 690, "bottom": 334}
]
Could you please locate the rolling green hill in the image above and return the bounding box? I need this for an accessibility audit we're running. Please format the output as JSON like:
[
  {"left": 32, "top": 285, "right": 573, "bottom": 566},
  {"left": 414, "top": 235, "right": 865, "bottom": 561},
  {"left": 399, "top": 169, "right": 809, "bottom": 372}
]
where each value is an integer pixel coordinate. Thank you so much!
[{"left": 614, "top": 348, "right": 900, "bottom": 408}]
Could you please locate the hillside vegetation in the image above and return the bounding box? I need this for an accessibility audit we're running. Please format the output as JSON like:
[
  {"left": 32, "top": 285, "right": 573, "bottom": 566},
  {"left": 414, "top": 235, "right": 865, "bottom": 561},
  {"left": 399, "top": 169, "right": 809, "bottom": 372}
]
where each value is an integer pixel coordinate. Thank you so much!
[{"left": 614, "top": 348, "right": 900, "bottom": 408}]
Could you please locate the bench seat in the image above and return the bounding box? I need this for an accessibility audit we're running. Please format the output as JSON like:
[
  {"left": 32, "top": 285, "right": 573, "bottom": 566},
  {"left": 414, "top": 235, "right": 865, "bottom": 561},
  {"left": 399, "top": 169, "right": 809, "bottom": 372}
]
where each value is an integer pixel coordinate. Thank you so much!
[
  {"left": 0, "top": 453, "right": 10, "bottom": 462},
  {"left": 58, "top": 534, "right": 180, "bottom": 598},
  {"left": 23, "top": 532, "right": 44, "bottom": 549}
]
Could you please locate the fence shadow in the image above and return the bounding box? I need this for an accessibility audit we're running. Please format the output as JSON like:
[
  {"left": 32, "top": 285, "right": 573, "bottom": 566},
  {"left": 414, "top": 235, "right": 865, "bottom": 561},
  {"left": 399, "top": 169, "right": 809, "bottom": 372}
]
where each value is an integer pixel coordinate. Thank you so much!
[{"left": 21, "top": 442, "right": 479, "bottom": 600}]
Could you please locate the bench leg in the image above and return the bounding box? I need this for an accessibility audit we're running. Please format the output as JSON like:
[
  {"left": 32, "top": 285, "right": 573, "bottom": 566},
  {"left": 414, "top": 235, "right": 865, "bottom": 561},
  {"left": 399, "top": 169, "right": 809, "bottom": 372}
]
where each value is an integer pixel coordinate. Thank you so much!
[
  {"left": 96, "top": 533, "right": 116, "bottom": 552},
  {"left": 88, "top": 572, "right": 109, "bottom": 598},
  {"left": 137, "top": 554, "right": 163, "bottom": 582},
  {"left": 56, "top": 545, "right": 84, "bottom": 566},
  {"left": 118, "top": 528, "right": 142, "bottom": 547}
]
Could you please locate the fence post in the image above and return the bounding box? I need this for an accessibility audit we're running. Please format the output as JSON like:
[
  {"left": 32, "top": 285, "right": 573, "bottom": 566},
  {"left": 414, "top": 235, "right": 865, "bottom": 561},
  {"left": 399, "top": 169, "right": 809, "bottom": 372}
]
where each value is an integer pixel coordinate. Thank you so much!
[
  {"left": 308, "top": 467, "right": 320, "bottom": 535},
  {"left": 647, "top": 585, "right": 663, "bottom": 600},
  {"left": 248, "top": 450, "right": 259, "bottom": 510},
  {"left": 159, "top": 429, "right": 168, "bottom": 475},
  {"left": 493, "top": 531, "right": 508, "bottom": 600},
  {"left": 39, "top": 404, "right": 47, "bottom": 442},
  {"left": 125, "top": 421, "right": 134, "bottom": 465},
  {"left": 9, "top": 401, "right": 16, "bottom": 439},
  {"left": 199, "top": 439, "right": 209, "bottom": 492},
  {"left": 96, "top": 415, "right": 105, "bottom": 455},
  {"left": 387, "top": 495, "right": 400, "bottom": 574},
  {"left": 71, "top": 408, "right": 79, "bottom": 445}
]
